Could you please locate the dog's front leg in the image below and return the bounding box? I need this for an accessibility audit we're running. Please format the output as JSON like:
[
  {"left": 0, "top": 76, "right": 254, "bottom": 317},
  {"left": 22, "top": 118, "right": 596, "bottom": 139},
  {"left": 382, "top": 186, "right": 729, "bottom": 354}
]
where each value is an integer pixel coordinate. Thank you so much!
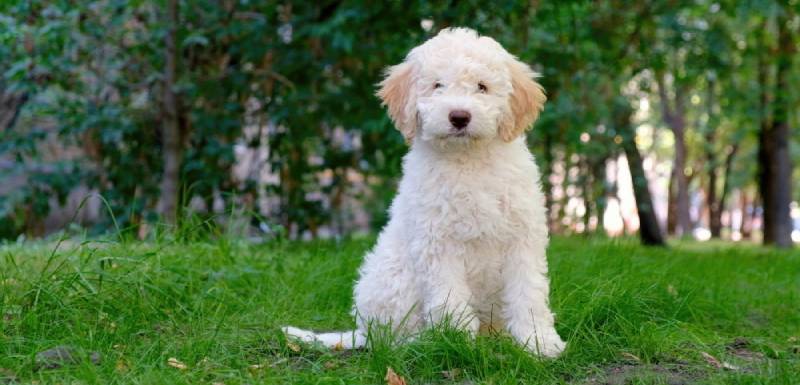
[
  {"left": 502, "top": 242, "right": 566, "bottom": 357},
  {"left": 417, "top": 248, "right": 479, "bottom": 334}
]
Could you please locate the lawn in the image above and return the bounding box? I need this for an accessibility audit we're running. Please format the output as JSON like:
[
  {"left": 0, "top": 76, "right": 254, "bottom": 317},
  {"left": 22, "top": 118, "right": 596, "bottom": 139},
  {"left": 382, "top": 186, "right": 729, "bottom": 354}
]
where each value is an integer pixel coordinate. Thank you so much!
[{"left": 1, "top": 236, "right": 798, "bottom": 384}]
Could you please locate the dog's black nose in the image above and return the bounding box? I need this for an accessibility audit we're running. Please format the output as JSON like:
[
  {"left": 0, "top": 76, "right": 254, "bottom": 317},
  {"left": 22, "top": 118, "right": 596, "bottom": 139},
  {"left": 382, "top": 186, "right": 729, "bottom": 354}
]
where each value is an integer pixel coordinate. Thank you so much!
[{"left": 449, "top": 110, "right": 471, "bottom": 129}]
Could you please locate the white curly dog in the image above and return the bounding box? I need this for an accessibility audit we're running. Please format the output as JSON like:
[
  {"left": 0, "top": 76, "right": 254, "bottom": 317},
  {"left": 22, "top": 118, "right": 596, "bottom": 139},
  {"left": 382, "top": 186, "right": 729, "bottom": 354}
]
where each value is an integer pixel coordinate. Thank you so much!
[{"left": 284, "top": 28, "right": 566, "bottom": 357}]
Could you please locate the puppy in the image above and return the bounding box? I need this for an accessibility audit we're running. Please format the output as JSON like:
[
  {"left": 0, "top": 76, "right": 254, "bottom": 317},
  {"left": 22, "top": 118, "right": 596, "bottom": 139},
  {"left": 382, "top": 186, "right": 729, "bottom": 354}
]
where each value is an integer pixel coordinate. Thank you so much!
[{"left": 284, "top": 27, "right": 566, "bottom": 357}]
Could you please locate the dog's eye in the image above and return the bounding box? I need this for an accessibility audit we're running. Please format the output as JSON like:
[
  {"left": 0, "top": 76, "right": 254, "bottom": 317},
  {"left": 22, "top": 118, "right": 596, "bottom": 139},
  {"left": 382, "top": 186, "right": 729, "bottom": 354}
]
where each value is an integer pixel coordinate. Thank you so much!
[
  {"left": 434, "top": 82, "right": 443, "bottom": 89},
  {"left": 478, "top": 82, "right": 488, "bottom": 93}
]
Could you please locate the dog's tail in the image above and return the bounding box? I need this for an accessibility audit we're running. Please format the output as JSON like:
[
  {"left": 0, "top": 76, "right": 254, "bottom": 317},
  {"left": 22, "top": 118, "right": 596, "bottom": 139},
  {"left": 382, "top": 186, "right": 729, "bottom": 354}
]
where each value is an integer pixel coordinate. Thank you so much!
[{"left": 282, "top": 326, "right": 367, "bottom": 350}]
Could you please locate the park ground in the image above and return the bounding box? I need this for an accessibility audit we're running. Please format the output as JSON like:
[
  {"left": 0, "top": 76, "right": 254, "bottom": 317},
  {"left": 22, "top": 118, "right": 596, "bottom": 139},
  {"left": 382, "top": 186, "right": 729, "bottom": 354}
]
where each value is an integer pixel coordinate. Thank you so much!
[{"left": 1, "top": 236, "right": 799, "bottom": 384}]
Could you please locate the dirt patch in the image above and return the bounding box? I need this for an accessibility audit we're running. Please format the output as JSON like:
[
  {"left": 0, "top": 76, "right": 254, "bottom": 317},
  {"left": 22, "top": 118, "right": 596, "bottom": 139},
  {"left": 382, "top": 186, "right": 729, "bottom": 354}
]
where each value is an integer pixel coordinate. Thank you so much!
[
  {"left": 726, "top": 337, "right": 765, "bottom": 362},
  {"left": 722, "top": 337, "right": 769, "bottom": 373},
  {"left": 580, "top": 363, "right": 703, "bottom": 385},
  {"left": 34, "top": 345, "right": 102, "bottom": 370}
]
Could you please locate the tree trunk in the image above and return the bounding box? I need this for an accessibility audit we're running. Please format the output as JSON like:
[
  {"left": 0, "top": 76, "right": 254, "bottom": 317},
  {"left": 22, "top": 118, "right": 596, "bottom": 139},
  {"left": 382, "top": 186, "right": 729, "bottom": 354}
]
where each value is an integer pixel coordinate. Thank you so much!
[
  {"left": 672, "top": 125, "right": 692, "bottom": 236},
  {"left": 740, "top": 190, "right": 754, "bottom": 239},
  {"left": 666, "top": 173, "right": 677, "bottom": 235},
  {"left": 704, "top": 80, "right": 722, "bottom": 238},
  {"left": 707, "top": 163, "right": 721, "bottom": 238},
  {"left": 616, "top": 103, "right": 665, "bottom": 246},
  {"left": 712, "top": 144, "right": 738, "bottom": 238},
  {"left": 0, "top": 87, "right": 28, "bottom": 131},
  {"left": 759, "top": 14, "right": 794, "bottom": 248},
  {"left": 157, "top": 0, "right": 182, "bottom": 225},
  {"left": 657, "top": 73, "right": 692, "bottom": 237}
]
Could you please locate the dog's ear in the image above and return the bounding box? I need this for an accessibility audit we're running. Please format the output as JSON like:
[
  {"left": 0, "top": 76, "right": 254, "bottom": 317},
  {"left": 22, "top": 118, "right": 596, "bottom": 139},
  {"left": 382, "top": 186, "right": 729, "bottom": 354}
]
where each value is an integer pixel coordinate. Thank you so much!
[
  {"left": 377, "top": 62, "right": 417, "bottom": 142},
  {"left": 498, "top": 58, "right": 546, "bottom": 142}
]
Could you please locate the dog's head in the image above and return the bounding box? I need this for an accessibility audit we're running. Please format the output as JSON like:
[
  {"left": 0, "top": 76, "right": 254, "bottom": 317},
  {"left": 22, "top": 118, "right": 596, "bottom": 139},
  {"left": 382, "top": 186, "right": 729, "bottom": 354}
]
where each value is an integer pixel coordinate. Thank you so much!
[{"left": 377, "top": 28, "right": 546, "bottom": 145}]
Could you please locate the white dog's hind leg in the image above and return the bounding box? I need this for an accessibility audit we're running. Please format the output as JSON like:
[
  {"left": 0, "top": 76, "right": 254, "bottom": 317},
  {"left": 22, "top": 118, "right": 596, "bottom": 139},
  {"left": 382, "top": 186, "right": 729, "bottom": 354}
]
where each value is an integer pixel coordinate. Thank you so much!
[
  {"left": 502, "top": 243, "right": 566, "bottom": 357},
  {"left": 282, "top": 326, "right": 367, "bottom": 350},
  {"left": 353, "top": 223, "right": 425, "bottom": 334}
]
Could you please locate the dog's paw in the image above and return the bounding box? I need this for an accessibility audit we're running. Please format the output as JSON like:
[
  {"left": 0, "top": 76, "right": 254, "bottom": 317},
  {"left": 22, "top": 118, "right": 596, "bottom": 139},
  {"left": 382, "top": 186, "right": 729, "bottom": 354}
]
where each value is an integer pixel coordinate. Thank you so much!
[
  {"left": 511, "top": 328, "right": 567, "bottom": 358},
  {"left": 517, "top": 331, "right": 566, "bottom": 358}
]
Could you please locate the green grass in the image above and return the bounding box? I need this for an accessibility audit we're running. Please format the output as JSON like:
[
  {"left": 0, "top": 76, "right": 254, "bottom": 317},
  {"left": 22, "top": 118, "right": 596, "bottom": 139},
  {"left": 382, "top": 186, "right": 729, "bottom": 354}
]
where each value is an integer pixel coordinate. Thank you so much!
[{"left": 1, "top": 236, "right": 799, "bottom": 384}]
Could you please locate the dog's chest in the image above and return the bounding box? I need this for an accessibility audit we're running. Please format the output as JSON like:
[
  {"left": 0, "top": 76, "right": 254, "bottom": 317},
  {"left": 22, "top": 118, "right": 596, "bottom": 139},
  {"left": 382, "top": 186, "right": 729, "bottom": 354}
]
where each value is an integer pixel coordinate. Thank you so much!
[{"left": 410, "top": 169, "right": 517, "bottom": 242}]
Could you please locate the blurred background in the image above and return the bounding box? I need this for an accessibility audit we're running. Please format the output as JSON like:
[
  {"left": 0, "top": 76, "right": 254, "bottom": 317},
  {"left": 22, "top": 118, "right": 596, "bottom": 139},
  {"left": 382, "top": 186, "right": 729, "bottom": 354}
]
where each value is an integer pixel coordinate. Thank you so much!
[{"left": 0, "top": 1, "right": 797, "bottom": 247}]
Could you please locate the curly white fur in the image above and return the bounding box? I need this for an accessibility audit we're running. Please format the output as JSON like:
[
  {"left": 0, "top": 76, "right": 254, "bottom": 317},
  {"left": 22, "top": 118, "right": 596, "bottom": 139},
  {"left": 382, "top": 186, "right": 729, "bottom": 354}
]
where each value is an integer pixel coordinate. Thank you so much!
[{"left": 284, "top": 28, "right": 566, "bottom": 357}]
